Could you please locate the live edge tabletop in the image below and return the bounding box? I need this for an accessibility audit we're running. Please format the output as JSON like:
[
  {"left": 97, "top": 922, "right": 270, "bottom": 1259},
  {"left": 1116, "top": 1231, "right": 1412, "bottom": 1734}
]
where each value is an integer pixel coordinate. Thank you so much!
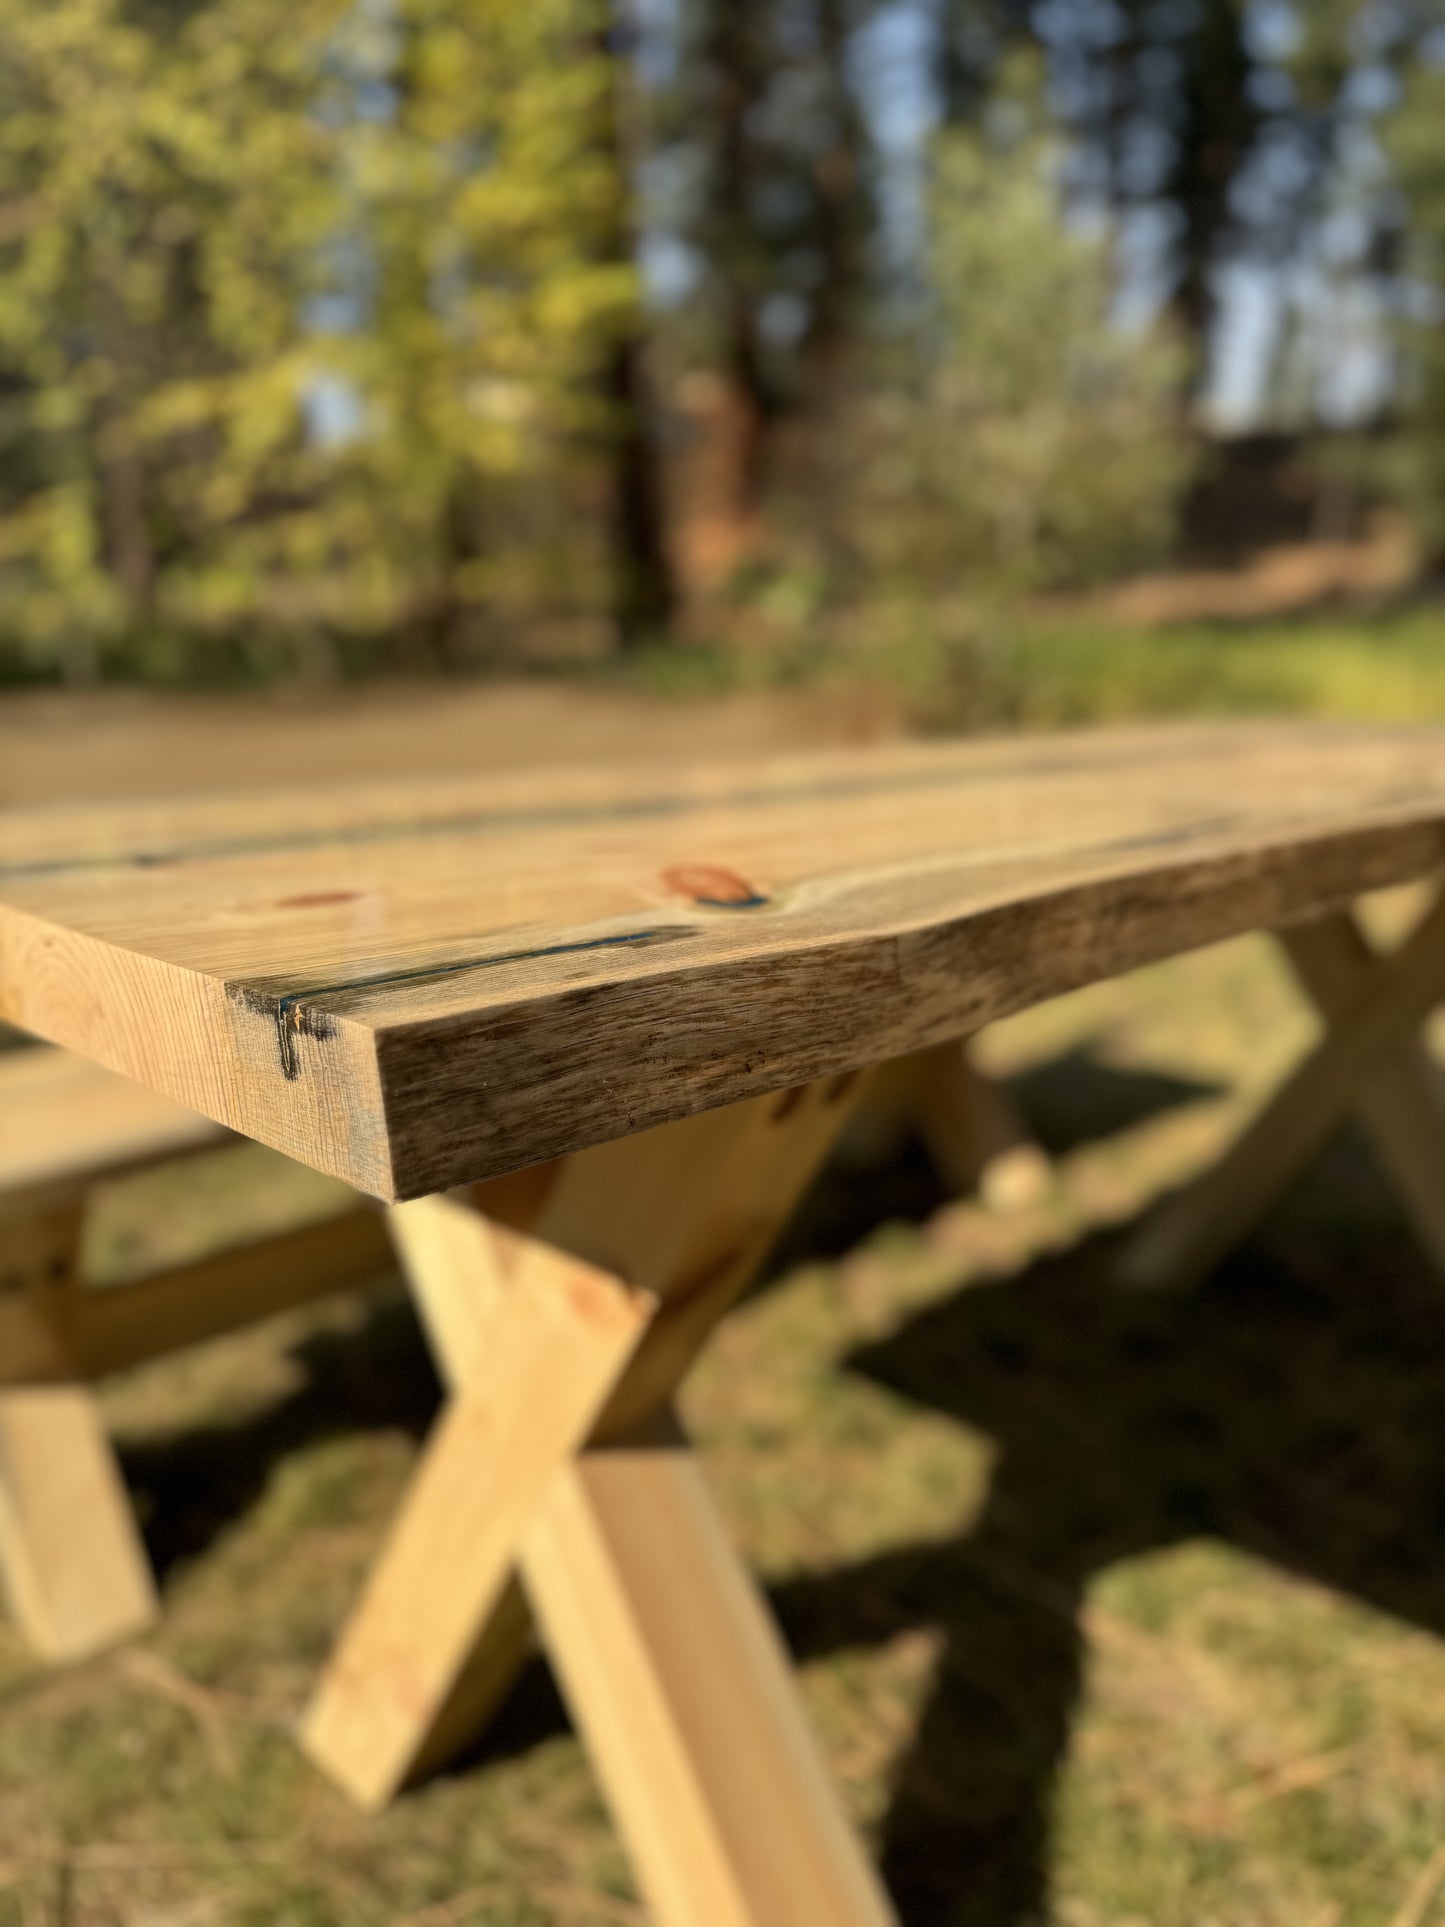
[{"left": 1, "top": 719, "right": 1443, "bottom": 1203}]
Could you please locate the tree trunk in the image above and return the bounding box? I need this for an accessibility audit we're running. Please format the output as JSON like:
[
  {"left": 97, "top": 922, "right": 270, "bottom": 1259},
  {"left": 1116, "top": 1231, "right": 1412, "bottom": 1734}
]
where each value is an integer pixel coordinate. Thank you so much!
[
  {"left": 598, "top": 3, "right": 677, "bottom": 647},
  {"left": 605, "top": 327, "right": 676, "bottom": 641},
  {"left": 1163, "top": 0, "right": 1257, "bottom": 386},
  {"left": 100, "top": 441, "right": 155, "bottom": 618},
  {"left": 703, "top": 0, "right": 771, "bottom": 544}
]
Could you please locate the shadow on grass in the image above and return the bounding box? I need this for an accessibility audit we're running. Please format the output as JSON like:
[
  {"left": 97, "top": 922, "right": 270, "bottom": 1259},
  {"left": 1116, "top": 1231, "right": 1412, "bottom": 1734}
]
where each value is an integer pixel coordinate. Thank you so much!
[
  {"left": 769, "top": 1044, "right": 1224, "bottom": 1271},
  {"left": 1001, "top": 1045, "right": 1224, "bottom": 1160},
  {"left": 120, "top": 1290, "right": 442, "bottom": 1582},
  {"left": 778, "top": 1189, "right": 1445, "bottom": 1925},
  {"left": 111, "top": 1054, "right": 1445, "bottom": 1927}
]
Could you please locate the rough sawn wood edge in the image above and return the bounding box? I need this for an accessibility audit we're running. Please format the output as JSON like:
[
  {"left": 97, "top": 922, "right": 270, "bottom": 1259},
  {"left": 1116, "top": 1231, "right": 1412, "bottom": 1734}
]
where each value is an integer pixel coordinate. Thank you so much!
[
  {"left": 4, "top": 813, "right": 1444, "bottom": 1200},
  {"left": 368, "top": 816, "right": 1445, "bottom": 1201}
]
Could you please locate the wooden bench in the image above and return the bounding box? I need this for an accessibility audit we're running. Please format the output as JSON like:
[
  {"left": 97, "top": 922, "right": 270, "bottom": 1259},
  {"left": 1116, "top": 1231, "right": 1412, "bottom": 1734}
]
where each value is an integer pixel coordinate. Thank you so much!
[
  {"left": 0, "top": 1037, "right": 1037, "bottom": 1672},
  {"left": 0, "top": 683, "right": 1040, "bottom": 1675},
  {"left": 0, "top": 1044, "right": 393, "bottom": 1661},
  {"left": 3, "top": 719, "right": 1442, "bottom": 1925}
]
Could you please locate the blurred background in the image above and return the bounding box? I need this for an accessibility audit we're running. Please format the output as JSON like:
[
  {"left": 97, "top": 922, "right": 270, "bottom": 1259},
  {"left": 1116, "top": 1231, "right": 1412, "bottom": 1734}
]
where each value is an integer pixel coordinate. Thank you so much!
[
  {"left": 0, "top": 0, "right": 1442, "bottom": 723},
  {"left": 7, "top": 10, "right": 1445, "bottom": 1927}
]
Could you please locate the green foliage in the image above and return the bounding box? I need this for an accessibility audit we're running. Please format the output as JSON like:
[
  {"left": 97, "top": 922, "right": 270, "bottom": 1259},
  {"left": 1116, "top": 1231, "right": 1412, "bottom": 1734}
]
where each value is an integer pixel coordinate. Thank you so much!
[
  {"left": 1381, "top": 52, "right": 1445, "bottom": 560},
  {"left": 0, "top": 0, "right": 637, "bottom": 676},
  {"left": 845, "top": 79, "right": 1191, "bottom": 601},
  {"left": 0, "top": 0, "right": 342, "bottom": 669}
]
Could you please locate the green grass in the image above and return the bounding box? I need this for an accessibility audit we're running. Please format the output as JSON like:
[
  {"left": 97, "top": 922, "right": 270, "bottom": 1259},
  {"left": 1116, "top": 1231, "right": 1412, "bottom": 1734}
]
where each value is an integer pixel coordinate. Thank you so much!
[
  {"left": 5, "top": 897, "right": 1445, "bottom": 1923},
  {"left": 618, "top": 600, "right": 1445, "bottom": 735}
]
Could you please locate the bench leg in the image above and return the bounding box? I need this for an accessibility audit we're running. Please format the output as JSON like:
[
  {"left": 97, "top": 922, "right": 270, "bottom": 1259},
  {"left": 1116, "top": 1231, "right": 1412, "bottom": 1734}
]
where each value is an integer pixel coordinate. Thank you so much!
[
  {"left": 524, "top": 1415, "right": 891, "bottom": 1927},
  {"left": 302, "top": 1078, "right": 894, "bottom": 1922},
  {"left": 1283, "top": 912, "right": 1445, "bottom": 1268},
  {"left": 0, "top": 1205, "right": 158, "bottom": 1661},
  {"left": 0, "top": 1384, "right": 157, "bottom": 1661},
  {"left": 901, "top": 1040, "right": 1050, "bottom": 1211},
  {"left": 298, "top": 1205, "right": 654, "bottom": 1808},
  {"left": 1119, "top": 890, "right": 1445, "bottom": 1292}
]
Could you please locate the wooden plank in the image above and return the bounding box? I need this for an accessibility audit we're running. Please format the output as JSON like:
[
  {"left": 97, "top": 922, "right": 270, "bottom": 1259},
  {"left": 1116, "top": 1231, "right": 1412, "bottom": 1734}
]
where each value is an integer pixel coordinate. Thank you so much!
[
  {"left": 1282, "top": 913, "right": 1445, "bottom": 1270},
  {"left": 299, "top": 1192, "right": 656, "bottom": 1810},
  {"left": 0, "top": 1202, "right": 158, "bottom": 1659},
  {"left": 522, "top": 1416, "right": 894, "bottom": 1927},
  {"left": 2, "top": 725, "right": 1444, "bottom": 1197},
  {"left": 51, "top": 1209, "right": 392, "bottom": 1386},
  {"left": 305, "top": 1078, "right": 863, "bottom": 1806},
  {"left": 530, "top": 1075, "right": 864, "bottom": 1441},
  {"left": 902, "top": 1040, "right": 1050, "bottom": 1210},
  {"left": 0, "top": 682, "right": 898, "bottom": 809},
  {"left": 0, "top": 1045, "right": 223, "bottom": 1201},
  {"left": 0, "top": 1387, "right": 158, "bottom": 1659},
  {"left": 0, "top": 1306, "right": 158, "bottom": 1660},
  {"left": 1120, "top": 889, "right": 1445, "bottom": 1291}
]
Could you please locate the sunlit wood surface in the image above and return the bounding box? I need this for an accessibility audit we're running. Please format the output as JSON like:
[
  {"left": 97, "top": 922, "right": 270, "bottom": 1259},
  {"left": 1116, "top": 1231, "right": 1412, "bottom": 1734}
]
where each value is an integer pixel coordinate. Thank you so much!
[{"left": 1, "top": 721, "right": 1442, "bottom": 1199}]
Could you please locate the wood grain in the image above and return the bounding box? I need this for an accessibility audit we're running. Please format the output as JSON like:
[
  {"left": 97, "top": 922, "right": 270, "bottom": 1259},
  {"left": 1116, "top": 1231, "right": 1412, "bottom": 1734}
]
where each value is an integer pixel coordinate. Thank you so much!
[
  {"left": 0, "top": 1384, "right": 159, "bottom": 1659},
  {"left": 523, "top": 1416, "right": 894, "bottom": 1927},
  {"left": 300, "top": 1191, "right": 655, "bottom": 1810},
  {"left": 0, "top": 1044, "right": 223, "bottom": 1204},
  {"left": 1282, "top": 912, "right": 1445, "bottom": 1269},
  {"left": 2, "top": 723, "right": 1444, "bottom": 1197},
  {"left": 1120, "top": 889, "right": 1445, "bottom": 1290}
]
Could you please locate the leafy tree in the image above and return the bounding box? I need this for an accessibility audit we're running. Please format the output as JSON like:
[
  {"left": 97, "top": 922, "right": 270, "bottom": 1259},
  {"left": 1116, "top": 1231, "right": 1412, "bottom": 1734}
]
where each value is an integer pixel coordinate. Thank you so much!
[
  {"left": 0, "top": 0, "right": 342, "bottom": 671},
  {"left": 0, "top": 0, "right": 650, "bottom": 674},
  {"left": 327, "top": 0, "right": 646, "bottom": 655},
  {"left": 848, "top": 71, "right": 1191, "bottom": 598},
  {"left": 651, "top": 0, "right": 879, "bottom": 573}
]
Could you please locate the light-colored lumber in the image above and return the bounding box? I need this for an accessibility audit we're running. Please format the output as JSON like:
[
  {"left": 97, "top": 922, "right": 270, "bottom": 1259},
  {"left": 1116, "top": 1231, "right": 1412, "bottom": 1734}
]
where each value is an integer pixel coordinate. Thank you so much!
[
  {"left": 903, "top": 1040, "right": 1050, "bottom": 1210},
  {"left": 1281, "top": 913, "right": 1445, "bottom": 1269},
  {"left": 2, "top": 724, "right": 1445, "bottom": 1196},
  {"left": 0, "top": 1048, "right": 226, "bottom": 1225},
  {"left": 299, "top": 1194, "right": 656, "bottom": 1809},
  {"left": 52, "top": 1210, "right": 393, "bottom": 1385},
  {"left": 522, "top": 1416, "right": 894, "bottom": 1927},
  {"left": 0, "top": 1045, "right": 223, "bottom": 1205},
  {"left": 304, "top": 1078, "right": 864, "bottom": 1809},
  {"left": 532, "top": 1075, "right": 864, "bottom": 1440},
  {"left": 0, "top": 1379, "right": 158, "bottom": 1660},
  {"left": 1120, "top": 890, "right": 1445, "bottom": 1291},
  {"left": 0, "top": 1048, "right": 392, "bottom": 1659},
  {"left": 0, "top": 1203, "right": 156, "bottom": 1660}
]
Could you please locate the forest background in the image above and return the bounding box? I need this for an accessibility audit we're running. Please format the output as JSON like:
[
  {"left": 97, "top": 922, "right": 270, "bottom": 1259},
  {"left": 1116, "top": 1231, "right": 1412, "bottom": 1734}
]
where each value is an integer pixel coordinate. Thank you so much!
[{"left": 1, "top": 0, "right": 1443, "bottom": 709}]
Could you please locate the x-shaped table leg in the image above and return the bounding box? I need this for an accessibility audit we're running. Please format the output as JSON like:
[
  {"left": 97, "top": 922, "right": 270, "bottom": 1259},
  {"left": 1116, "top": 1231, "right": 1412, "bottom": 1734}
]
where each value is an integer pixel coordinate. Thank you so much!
[
  {"left": 1121, "top": 887, "right": 1445, "bottom": 1292},
  {"left": 301, "top": 1076, "right": 894, "bottom": 1926}
]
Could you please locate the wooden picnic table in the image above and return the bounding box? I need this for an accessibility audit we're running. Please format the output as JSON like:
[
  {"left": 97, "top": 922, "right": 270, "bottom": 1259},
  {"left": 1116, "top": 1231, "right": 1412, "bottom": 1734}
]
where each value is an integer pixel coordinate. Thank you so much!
[{"left": 2, "top": 717, "right": 1445, "bottom": 1925}]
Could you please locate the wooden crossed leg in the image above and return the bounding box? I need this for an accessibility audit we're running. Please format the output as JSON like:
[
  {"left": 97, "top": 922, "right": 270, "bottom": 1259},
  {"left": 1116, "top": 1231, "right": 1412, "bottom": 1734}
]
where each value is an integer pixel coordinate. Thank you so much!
[
  {"left": 872, "top": 1040, "right": 1049, "bottom": 1212},
  {"left": 1121, "top": 889, "right": 1445, "bottom": 1293},
  {"left": 301, "top": 1074, "right": 895, "bottom": 1926}
]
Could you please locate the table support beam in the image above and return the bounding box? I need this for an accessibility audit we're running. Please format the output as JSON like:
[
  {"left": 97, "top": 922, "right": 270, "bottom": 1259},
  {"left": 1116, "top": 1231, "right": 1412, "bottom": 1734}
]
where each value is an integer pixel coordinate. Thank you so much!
[
  {"left": 903, "top": 1040, "right": 1050, "bottom": 1212},
  {"left": 302, "top": 1076, "right": 895, "bottom": 1922},
  {"left": 298, "top": 1200, "right": 653, "bottom": 1809},
  {"left": 0, "top": 1207, "right": 157, "bottom": 1660},
  {"left": 524, "top": 1414, "right": 892, "bottom": 1927},
  {"left": 1120, "top": 891, "right": 1445, "bottom": 1293}
]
